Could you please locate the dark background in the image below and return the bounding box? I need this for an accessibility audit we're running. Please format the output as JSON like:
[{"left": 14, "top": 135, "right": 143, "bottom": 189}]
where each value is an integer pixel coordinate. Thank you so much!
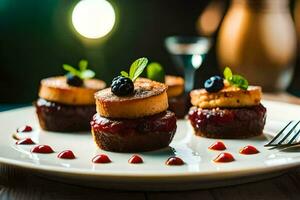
[{"left": 0, "top": 0, "right": 299, "bottom": 103}]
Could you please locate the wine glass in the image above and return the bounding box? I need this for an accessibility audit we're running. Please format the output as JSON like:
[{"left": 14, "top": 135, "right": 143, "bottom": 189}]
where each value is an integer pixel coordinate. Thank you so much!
[{"left": 165, "top": 36, "right": 212, "bottom": 93}]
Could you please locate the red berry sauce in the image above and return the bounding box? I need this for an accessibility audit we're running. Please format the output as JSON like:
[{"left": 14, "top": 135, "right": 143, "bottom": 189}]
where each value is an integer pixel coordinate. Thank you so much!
[
  {"left": 17, "top": 125, "right": 32, "bottom": 133},
  {"left": 209, "top": 141, "right": 226, "bottom": 151},
  {"left": 91, "top": 111, "right": 176, "bottom": 136},
  {"left": 128, "top": 155, "right": 143, "bottom": 164},
  {"left": 92, "top": 154, "right": 111, "bottom": 163},
  {"left": 31, "top": 145, "right": 54, "bottom": 154},
  {"left": 214, "top": 152, "right": 235, "bottom": 163},
  {"left": 58, "top": 150, "right": 76, "bottom": 159},
  {"left": 239, "top": 145, "right": 259, "bottom": 155},
  {"left": 16, "top": 138, "right": 35, "bottom": 145},
  {"left": 165, "top": 157, "right": 184, "bottom": 166}
]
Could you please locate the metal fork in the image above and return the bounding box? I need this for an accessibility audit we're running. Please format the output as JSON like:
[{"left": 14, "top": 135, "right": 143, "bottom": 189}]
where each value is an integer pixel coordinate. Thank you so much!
[{"left": 265, "top": 120, "right": 300, "bottom": 148}]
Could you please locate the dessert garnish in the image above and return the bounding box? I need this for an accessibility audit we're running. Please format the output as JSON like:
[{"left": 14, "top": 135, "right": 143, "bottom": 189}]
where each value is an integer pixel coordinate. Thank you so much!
[
  {"left": 58, "top": 150, "right": 76, "bottom": 159},
  {"left": 128, "top": 155, "right": 143, "bottom": 164},
  {"left": 16, "top": 138, "right": 35, "bottom": 145},
  {"left": 146, "top": 62, "right": 165, "bottom": 83},
  {"left": 17, "top": 125, "right": 32, "bottom": 133},
  {"left": 111, "top": 76, "right": 134, "bottom": 96},
  {"left": 209, "top": 141, "right": 226, "bottom": 151},
  {"left": 63, "top": 59, "right": 96, "bottom": 87},
  {"left": 223, "top": 67, "right": 248, "bottom": 90},
  {"left": 204, "top": 76, "right": 224, "bottom": 93},
  {"left": 111, "top": 57, "right": 148, "bottom": 96},
  {"left": 239, "top": 145, "right": 259, "bottom": 155},
  {"left": 204, "top": 67, "right": 248, "bottom": 93},
  {"left": 165, "top": 156, "right": 184, "bottom": 166},
  {"left": 213, "top": 152, "right": 235, "bottom": 163},
  {"left": 92, "top": 154, "right": 112, "bottom": 163},
  {"left": 31, "top": 145, "right": 54, "bottom": 154}
]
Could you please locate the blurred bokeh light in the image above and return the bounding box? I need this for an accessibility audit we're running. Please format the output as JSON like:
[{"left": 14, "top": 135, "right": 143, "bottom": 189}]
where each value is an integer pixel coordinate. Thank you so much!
[{"left": 72, "top": 0, "right": 116, "bottom": 39}]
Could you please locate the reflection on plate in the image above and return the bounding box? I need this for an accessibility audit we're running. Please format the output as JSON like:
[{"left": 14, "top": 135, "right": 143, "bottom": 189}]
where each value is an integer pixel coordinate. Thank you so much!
[{"left": 0, "top": 100, "right": 300, "bottom": 191}]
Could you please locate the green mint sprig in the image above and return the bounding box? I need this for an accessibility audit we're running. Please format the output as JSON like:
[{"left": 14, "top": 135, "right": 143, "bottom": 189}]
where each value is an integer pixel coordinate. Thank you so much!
[
  {"left": 223, "top": 67, "right": 248, "bottom": 90},
  {"left": 121, "top": 57, "right": 148, "bottom": 82},
  {"left": 63, "top": 59, "right": 95, "bottom": 79},
  {"left": 146, "top": 62, "right": 165, "bottom": 83}
]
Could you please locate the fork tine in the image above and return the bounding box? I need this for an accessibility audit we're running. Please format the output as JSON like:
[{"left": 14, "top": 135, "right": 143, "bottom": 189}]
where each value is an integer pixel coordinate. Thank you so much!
[
  {"left": 277, "top": 120, "right": 300, "bottom": 145},
  {"left": 265, "top": 121, "right": 293, "bottom": 147},
  {"left": 286, "top": 128, "right": 300, "bottom": 145},
  {"left": 267, "top": 142, "right": 300, "bottom": 150}
]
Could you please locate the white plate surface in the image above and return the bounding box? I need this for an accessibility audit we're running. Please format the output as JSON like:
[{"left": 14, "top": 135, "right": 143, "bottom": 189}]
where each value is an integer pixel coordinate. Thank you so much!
[{"left": 0, "top": 100, "right": 300, "bottom": 191}]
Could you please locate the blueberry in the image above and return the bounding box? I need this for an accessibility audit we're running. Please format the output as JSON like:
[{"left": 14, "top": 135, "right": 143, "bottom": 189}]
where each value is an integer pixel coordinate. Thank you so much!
[
  {"left": 111, "top": 76, "right": 134, "bottom": 96},
  {"left": 66, "top": 73, "right": 83, "bottom": 87},
  {"left": 204, "top": 76, "right": 224, "bottom": 93}
]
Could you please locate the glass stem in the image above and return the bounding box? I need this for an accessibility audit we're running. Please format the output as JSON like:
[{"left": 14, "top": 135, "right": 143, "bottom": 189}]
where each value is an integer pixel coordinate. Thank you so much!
[{"left": 184, "top": 68, "right": 196, "bottom": 93}]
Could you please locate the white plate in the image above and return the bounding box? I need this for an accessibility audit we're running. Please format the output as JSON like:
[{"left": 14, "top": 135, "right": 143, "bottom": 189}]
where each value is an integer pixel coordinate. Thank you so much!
[{"left": 0, "top": 100, "right": 300, "bottom": 191}]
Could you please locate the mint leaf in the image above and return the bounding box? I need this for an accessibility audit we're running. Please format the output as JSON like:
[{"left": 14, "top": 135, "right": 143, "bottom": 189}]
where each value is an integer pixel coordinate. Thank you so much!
[
  {"left": 230, "top": 75, "right": 248, "bottom": 90},
  {"left": 223, "top": 67, "right": 233, "bottom": 80},
  {"left": 147, "top": 62, "right": 165, "bottom": 83},
  {"left": 117, "top": 57, "right": 148, "bottom": 82},
  {"left": 63, "top": 60, "right": 96, "bottom": 80},
  {"left": 130, "top": 57, "right": 148, "bottom": 81},
  {"left": 223, "top": 67, "right": 248, "bottom": 90},
  {"left": 81, "top": 69, "right": 95, "bottom": 79},
  {"left": 63, "top": 64, "right": 81, "bottom": 77},
  {"left": 79, "top": 60, "right": 88, "bottom": 71},
  {"left": 121, "top": 71, "right": 129, "bottom": 77}
]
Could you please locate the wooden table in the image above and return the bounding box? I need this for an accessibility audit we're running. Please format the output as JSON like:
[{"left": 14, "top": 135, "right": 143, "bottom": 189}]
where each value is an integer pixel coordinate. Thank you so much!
[{"left": 1, "top": 93, "right": 300, "bottom": 200}]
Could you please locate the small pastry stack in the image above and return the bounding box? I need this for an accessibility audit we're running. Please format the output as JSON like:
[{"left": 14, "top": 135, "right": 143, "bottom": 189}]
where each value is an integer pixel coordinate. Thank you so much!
[
  {"left": 91, "top": 78, "right": 177, "bottom": 152},
  {"left": 188, "top": 67, "right": 267, "bottom": 139},
  {"left": 165, "top": 75, "right": 186, "bottom": 118},
  {"left": 36, "top": 60, "right": 106, "bottom": 132},
  {"left": 91, "top": 58, "right": 177, "bottom": 152},
  {"left": 146, "top": 62, "right": 186, "bottom": 118}
]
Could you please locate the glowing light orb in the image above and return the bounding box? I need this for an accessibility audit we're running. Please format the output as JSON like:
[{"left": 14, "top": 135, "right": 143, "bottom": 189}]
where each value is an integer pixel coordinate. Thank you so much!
[{"left": 72, "top": 0, "right": 116, "bottom": 39}]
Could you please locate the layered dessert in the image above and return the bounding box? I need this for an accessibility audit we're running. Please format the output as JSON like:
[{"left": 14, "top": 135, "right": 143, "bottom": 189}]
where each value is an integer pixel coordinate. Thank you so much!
[
  {"left": 146, "top": 62, "right": 186, "bottom": 118},
  {"left": 188, "top": 67, "right": 266, "bottom": 139},
  {"left": 36, "top": 60, "right": 106, "bottom": 132},
  {"left": 165, "top": 75, "right": 186, "bottom": 118},
  {"left": 91, "top": 58, "right": 177, "bottom": 152}
]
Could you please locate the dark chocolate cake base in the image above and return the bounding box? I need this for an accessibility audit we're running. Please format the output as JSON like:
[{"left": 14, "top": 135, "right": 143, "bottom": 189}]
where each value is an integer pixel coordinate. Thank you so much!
[
  {"left": 188, "top": 104, "right": 267, "bottom": 139},
  {"left": 35, "top": 98, "right": 96, "bottom": 132},
  {"left": 168, "top": 96, "right": 186, "bottom": 119},
  {"left": 91, "top": 111, "right": 177, "bottom": 152}
]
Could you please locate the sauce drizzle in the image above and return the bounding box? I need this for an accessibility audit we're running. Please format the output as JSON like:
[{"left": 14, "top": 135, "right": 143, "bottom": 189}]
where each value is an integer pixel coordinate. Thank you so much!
[
  {"left": 16, "top": 138, "right": 35, "bottom": 145},
  {"left": 209, "top": 141, "right": 226, "bottom": 151},
  {"left": 58, "top": 150, "right": 76, "bottom": 159},
  {"left": 166, "top": 156, "right": 184, "bottom": 166},
  {"left": 17, "top": 125, "right": 32, "bottom": 133},
  {"left": 128, "top": 155, "right": 143, "bottom": 164},
  {"left": 31, "top": 145, "right": 54, "bottom": 154},
  {"left": 92, "top": 154, "right": 111, "bottom": 163},
  {"left": 239, "top": 145, "right": 259, "bottom": 155},
  {"left": 214, "top": 152, "right": 234, "bottom": 163}
]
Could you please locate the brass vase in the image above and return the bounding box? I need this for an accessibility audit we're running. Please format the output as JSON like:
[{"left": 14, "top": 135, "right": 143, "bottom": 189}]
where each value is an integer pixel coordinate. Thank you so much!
[
  {"left": 217, "top": 0, "right": 297, "bottom": 92},
  {"left": 295, "top": 0, "right": 300, "bottom": 47}
]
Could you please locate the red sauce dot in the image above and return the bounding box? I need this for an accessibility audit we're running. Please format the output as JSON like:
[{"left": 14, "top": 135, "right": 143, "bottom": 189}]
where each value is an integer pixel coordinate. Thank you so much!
[
  {"left": 17, "top": 125, "right": 32, "bottom": 133},
  {"left": 31, "top": 145, "right": 54, "bottom": 154},
  {"left": 58, "top": 150, "right": 76, "bottom": 159},
  {"left": 165, "top": 157, "right": 184, "bottom": 166},
  {"left": 128, "top": 155, "right": 143, "bottom": 164},
  {"left": 239, "top": 145, "right": 259, "bottom": 155},
  {"left": 16, "top": 138, "right": 35, "bottom": 145},
  {"left": 214, "top": 152, "right": 235, "bottom": 163},
  {"left": 92, "top": 154, "right": 111, "bottom": 163},
  {"left": 209, "top": 141, "right": 226, "bottom": 151}
]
